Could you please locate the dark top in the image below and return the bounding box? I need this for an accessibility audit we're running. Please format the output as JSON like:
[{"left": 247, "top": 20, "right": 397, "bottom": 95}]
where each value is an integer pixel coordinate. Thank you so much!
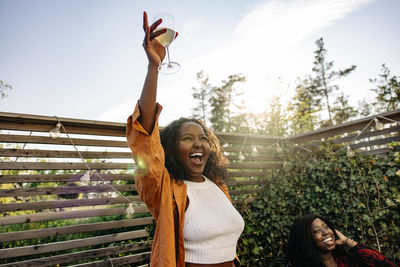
[{"left": 336, "top": 243, "right": 394, "bottom": 267}]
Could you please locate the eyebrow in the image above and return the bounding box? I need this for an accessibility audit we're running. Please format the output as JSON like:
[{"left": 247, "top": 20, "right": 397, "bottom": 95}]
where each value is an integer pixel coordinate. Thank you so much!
[
  {"left": 312, "top": 223, "right": 327, "bottom": 230},
  {"left": 180, "top": 132, "right": 207, "bottom": 137}
]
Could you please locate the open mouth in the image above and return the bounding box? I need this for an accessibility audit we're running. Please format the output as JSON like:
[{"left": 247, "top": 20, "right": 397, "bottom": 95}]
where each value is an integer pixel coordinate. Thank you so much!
[
  {"left": 189, "top": 152, "right": 203, "bottom": 164},
  {"left": 322, "top": 237, "right": 333, "bottom": 243}
]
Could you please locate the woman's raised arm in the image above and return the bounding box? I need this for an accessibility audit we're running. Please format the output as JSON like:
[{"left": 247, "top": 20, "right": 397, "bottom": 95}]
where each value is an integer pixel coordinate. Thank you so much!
[{"left": 138, "top": 11, "right": 166, "bottom": 133}]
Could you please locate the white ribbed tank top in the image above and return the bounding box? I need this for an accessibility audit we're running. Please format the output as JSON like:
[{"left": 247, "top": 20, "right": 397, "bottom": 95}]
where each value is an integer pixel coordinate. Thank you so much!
[{"left": 183, "top": 176, "right": 245, "bottom": 264}]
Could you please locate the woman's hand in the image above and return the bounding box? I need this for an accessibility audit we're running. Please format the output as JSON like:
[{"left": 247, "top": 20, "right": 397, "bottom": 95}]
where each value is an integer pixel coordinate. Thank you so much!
[
  {"left": 335, "top": 229, "right": 358, "bottom": 248},
  {"left": 142, "top": 11, "right": 166, "bottom": 68}
]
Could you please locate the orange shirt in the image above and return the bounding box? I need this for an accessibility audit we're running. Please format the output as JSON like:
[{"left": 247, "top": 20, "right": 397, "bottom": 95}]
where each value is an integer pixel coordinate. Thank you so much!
[{"left": 126, "top": 103, "right": 238, "bottom": 267}]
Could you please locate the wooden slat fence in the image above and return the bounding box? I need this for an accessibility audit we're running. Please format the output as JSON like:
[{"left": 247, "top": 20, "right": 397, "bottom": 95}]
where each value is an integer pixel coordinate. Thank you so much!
[
  {"left": 0, "top": 112, "right": 280, "bottom": 266},
  {"left": 287, "top": 109, "right": 400, "bottom": 155},
  {"left": 1, "top": 109, "right": 399, "bottom": 266}
]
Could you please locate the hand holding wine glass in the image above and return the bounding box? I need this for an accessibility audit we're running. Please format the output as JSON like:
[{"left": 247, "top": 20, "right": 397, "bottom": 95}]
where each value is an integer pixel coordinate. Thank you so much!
[
  {"left": 139, "top": 11, "right": 180, "bottom": 130},
  {"left": 142, "top": 11, "right": 166, "bottom": 69},
  {"left": 147, "top": 12, "right": 180, "bottom": 74}
]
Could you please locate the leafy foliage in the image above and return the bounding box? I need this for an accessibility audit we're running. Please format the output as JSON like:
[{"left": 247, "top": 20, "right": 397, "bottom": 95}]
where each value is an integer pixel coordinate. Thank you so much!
[
  {"left": 331, "top": 93, "right": 357, "bottom": 125},
  {"left": 236, "top": 142, "right": 400, "bottom": 266},
  {"left": 287, "top": 78, "right": 321, "bottom": 134},
  {"left": 253, "top": 96, "right": 288, "bottom": 136},
  {"left": 370, "top": 64, "right": 400, "bottom": 112},
  {"left": 296, "top": 38, "right": 357, "bottom": 127},
  {"left": 209, "top": 74, "right": 246, "bottom": 131},
  {"left": 0, "top": 80, "right": 13, "bottom": 99},
  {"left": 192, "top": 71, "right": 212, "bottom": 122}
]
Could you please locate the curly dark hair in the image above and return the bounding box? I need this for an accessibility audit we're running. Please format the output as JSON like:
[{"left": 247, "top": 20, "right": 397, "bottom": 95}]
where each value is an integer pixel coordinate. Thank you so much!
[
  {"left": 287, "top": 214, "right": 349, "bottom": 267},
  {"left": 160, "top": 117, "right": 227, "bottom": 182}
]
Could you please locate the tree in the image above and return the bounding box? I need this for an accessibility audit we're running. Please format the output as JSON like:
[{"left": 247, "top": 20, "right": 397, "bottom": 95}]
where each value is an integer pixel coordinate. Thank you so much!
[
  {"left": 287, "top": 78, "right": 320, "bottom": 134},
  {"left": 229, "top": 112, "right": 252, "bottom": 134},
  {"left": 0, "top": 80, "right": 13, "bottom": 100},
  {"left": 370, "top": 64, "right": 400, "bottom": 112},
  {"left": 357, "top": 99, "right": 372, "bottom": 117},
  {"left": 191, "top": 71, "right": 211, "bottom": 122},
  {"left": 256, "top": 95, "right": 288, "bottom": 136},
  {"left": 209, "top": 74, "right": 246, "bottom": 132},
  {"left": 305, "top": 38, "right": 356, "bottom": 126},
  {"left": 331, "top": 93, "right": 357, "bottom": 125}
]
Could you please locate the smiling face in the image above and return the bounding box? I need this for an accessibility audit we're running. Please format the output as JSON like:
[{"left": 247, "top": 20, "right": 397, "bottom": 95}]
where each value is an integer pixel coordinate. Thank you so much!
[
  {"left": 311, "top": 218, "right": 336, "bottom": 253},
  {"left": 177, "top": 121, "right": 211, "bottom": 182}
]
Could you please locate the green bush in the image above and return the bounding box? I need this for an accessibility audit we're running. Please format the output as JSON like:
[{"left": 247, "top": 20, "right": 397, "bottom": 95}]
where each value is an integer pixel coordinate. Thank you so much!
[{"left": 237, "top": 142, "right": 400, "bottom": 266}]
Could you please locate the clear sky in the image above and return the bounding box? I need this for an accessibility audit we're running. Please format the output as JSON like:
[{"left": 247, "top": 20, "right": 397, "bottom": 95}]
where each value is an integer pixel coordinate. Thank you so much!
[{"left": 1, "top": 0, "right": 399, "bottom": 127}]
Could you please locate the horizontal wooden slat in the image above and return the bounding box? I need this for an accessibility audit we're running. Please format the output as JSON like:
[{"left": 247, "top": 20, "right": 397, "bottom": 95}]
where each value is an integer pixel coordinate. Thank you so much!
[
  {"left": 223, "top": 146, "right": 276, "bottom": 153},
  {"left": 359, "top": 147, "right": 390, "bottom": 156},
  {"left": 0, "top": 206, "right": 149, "bottom": 226},
  {"left": 0, "top": 229, "right": 149, "bottom": 259},
  {"left": 0, "top": 196, "right": 141, "bottom": 212},
  {"left": 0, "top": 173, "right": 134, "bottom": 183},
  {"left": 0, "top": 148, "right": 281, "bottom": 162},
  {"left": 0, "top": 148, "right": 132, "bottom": 159},
  {"left": 70, "top": 252, "right": 151, "bottom": 267},
  {"left": 215, "top": 131, "right": 278, "bottom": 145},
  {"left": 228, "top": 163, "right": 282, "bottom": 169},
  {"left": 229, "top": 188, "right": 264, "bottom": 195},
  {"left": 0, "top": 217, "right": 153, "bottom": 242},
  {"left": 331, "top": 125, "right": 400, "bottom": 144},
  {"left": 232, "top": 196, "right": 256, "bottom": 204},
  {"left": 226, "top": 171, "right": 271, "bottom": 178},
  {"left": 225, "top": 154, "right": 280, "bottom": 161},
  {"left": 0, "top": 242, "right": 152, "bottom": 267},
  {"left": 298, "top": 125, "right": 400, "bottom": 150},
  {"left": 226, "top": 180, "right": 265, "bottom": 187},
  {"left": 288, "top": 109, "right": 400, "bottom": 143},
  {"left": 0, "top": 171, "right": 270, "bottom": 183},
  {"left": 0, "top": 134, "right": 128, "bottom": 147},
  {"left": 350, "top": 135, "right": 400, "bottom": 149},
  {"left": 0, "top": 162, "right": 133, "bottom": 170},
  {"left": 0, "top": 184, "right": 137, "bottom": 197},
  {"left": 0, "top": 112, "right": 126, "bottom": 137},
  {"left": 1, "top": 161, "right": 281, "bottom": 171}
]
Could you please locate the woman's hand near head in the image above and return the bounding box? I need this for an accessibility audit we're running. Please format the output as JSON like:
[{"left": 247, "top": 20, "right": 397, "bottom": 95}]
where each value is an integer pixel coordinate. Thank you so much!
[
  {"left": 335, "top": 229, "right": 358, "bottom": 248},
  {"left": 142, "top": 11, "right": 166, "bottom": 68}
]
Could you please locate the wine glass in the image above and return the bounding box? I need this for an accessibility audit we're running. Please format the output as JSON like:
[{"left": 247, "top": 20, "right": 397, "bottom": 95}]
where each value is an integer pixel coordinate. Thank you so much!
[{"left": 152, "top": 13, "right": 180, "bottom": 74}]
